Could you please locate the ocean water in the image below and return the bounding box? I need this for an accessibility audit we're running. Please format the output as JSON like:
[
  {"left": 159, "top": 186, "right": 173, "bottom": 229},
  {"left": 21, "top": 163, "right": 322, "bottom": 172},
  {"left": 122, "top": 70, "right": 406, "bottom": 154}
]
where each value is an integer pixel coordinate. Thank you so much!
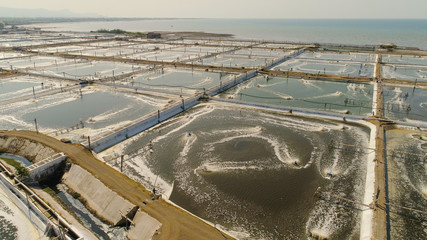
[{"left": 31, "top": 19, "right": 427, "bottom": 49}]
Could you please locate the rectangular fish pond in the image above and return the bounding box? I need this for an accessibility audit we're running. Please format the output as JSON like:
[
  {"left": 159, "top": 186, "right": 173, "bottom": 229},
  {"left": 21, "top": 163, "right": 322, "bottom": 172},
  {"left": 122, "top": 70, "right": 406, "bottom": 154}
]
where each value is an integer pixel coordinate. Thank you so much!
[
  {"left": 0, "top": 56, "right": 69, "bottom": 70},
  {"left": 382, "top": 65, "right": 427, "bottom": 82},
  {"left": 0, "top": 83, "right": 170, "bottom": 141},
  {"left": 0, "top": 76, "right": 60, "bottom": 101},
  {"left": 297, "top": 51, "right": 377, "bottom": 63},
  {"left": 273, "top": 59, "right": 375, "bottom": 77},
  {"left": 385, "top": 129, "right": 427, "bottom": 240},
  {"left": 382, "top": 54, "right": 427, "bottom": 66},
  {"left": 36, "top": 60, "right": 141, "bottom": 80},
  {"left": 194, "top": 54, "right": 277, "bottom": 68},
  {"left": 120, "top": 68, "right": 238, "bottom": 96},
  {"left": 383, "top": 86, "right": 427, "bottom": 123},
  {"left": 218, "top": 76, "right": 374, "bottom": 116},
  {"left": 98, "top": 104, "right": 372, "bottom": 240}
]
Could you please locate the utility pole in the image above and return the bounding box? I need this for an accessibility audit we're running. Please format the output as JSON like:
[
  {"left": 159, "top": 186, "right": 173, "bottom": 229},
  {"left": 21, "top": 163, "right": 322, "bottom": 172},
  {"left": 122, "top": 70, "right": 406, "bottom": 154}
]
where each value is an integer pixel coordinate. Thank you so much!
[
  {"left": 34, "top": 118, "right": 38, "bottom": 134},
  {"left": 120, "top": 155, "right": 124, "bottom": 172},
  {"left": 88, "top": 136, "right": 91, "bottom": 150},
  {"left": 413, "top": 78, "right": 417, "bottom": 94}
]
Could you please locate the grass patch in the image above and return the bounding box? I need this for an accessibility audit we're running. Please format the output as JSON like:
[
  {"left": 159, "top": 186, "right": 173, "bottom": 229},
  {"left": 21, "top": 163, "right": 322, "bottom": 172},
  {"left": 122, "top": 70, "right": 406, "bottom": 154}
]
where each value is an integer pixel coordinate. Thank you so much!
[
  {"left": 42, "top": 187, "right": 56, "bottom": 196},
  {"left": 71, "top": 192, "right": 81, "bottom": 199},
  {"left": 0, "top": 157, "right": 29, "bottom": 178}
]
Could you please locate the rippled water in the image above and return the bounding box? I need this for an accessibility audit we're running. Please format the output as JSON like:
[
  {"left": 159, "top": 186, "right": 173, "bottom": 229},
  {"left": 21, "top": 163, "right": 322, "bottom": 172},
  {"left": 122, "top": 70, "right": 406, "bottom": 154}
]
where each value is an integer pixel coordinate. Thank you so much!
[
  {"left": 383, "top": 86, "right": 427, "bottom": 122},
  {"left": 0, "top": 86, "right": 167, "bottom": 139},
  {"left": 110, "top": 104, "right": 370, "bottom": 239},
  {"left": 386, "top": 130, "right": 427, "bottom": 239},
  {"left": 219, "top": 76, "right": 374, "bottom": 116}
]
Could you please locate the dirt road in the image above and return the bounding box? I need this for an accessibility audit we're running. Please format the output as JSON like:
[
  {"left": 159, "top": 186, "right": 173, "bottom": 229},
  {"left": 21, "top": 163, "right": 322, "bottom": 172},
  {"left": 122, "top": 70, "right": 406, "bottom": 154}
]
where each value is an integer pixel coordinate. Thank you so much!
[{"left": 0, "top": 130, "right": 233, "bottom": 240}]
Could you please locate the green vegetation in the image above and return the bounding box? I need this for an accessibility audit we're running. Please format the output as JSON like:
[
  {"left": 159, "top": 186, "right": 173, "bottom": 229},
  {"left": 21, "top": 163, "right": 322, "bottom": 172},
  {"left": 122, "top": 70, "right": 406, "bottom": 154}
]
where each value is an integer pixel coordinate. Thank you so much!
[
  {"left": 92, "top": 28, "right": 144, "bottom": 37},
  {"left": 95, "top": 28, "right": 126, "bottom": 34},
  {"left": 43, "top": 187, "right": 56, "bottom": 196},
  {"left": 0, "top": 157, "right": 29, "bottom": 178},
  {"left": 72, "top": 192, "right": 81, "bottom": 199}
]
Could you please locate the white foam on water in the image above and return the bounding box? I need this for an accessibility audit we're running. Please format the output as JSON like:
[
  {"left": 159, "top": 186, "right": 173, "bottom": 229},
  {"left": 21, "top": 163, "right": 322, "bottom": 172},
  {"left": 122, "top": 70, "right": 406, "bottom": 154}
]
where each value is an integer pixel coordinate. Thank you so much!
[
  {"left": 272, "top": 91, "right": 294, "bottom": 100},
  {"left": 196, "top": 160, "right": 270, "bottom": 173},
  {"left": 347, "top": 83, "right": 369, "bottom": 97},
  {"left": 98, "top": 137, "right": 173, "bottom": 199},
  {"left": 307, "top": 91, "right": 344, "bottom": 99},
  {"left": 0, "top": 115, "right": 35, "bottom": 130},
  {"left": 254, "top": 87, "right": 294, "bottom": 100},
  {"left": 300, "top": 78, "right": 322, "bottom": 90},
  {"left": 402, "top": 119, "right": 427, "bottom": 129},
  {"left": 207, "top": 125, "right": 263, "bottom": 136},
  {"left": 125, "top": 156, "right": 172, "bottom": 197},
  {"left": 306, "top": 203, "right": 336, "bottom": 239},
  {"left": 177, "top": 133, "right": 198, "bottom": 164},
  {"left": 192, "top": 76, "right": 214, "bottom": 88},
  {"left": 88, "top": 119, "right": 133, "bottom": 140},
  {"left": 390, "top": 135, "right": 427, "bottom": 199},
  {"left": 218, "top": 225, "right": 252, "bottom": 240},
  {"left": 152, "top": 105, "right": 215, "bottom": 143},
  {"left": 207, "top": 128, "right": 297, "bottom": 165},
  {"left": 6, "top": 90, "right": 88, "bottom": 116},
  {"left": 125, "top": 91, "right": 168, "bottom": 107},
  {"left": 225, "top": 80, "right": 255, "bottom": 99},
  {"left": 324, "top": 137, "right": 343, "bottom": 177},
  {"left": 347, "top": 83, "right": 358, "bottom": 93},
  {"left": 0, "top": 86, "right": 38, "bottom": 99},
  {"left": 89, "top": 105, "right": 132, "bottom": 122},
  {"left": 343, "top": 127, "right": 371, "bottom": 177},
  {"left": 257, "top": 111, "right": 340, "bottom": 133}
]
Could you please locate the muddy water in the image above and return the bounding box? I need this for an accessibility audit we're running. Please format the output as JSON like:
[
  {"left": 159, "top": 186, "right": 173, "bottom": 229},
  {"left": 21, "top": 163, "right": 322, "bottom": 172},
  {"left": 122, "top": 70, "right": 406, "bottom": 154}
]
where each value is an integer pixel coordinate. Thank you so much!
[
  {"left": 119, "top": 105, "right": 370, "bottom": 239},
  {"left": 386, "top": 130, "right": 427, "bottom": 240}
]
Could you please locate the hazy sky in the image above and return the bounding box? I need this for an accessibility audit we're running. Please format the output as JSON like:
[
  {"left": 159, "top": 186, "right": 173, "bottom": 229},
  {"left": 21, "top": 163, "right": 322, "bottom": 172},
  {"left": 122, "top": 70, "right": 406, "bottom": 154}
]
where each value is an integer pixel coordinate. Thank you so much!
[{"left": 2, "top": 0, "right": 427, "bottom": 18}]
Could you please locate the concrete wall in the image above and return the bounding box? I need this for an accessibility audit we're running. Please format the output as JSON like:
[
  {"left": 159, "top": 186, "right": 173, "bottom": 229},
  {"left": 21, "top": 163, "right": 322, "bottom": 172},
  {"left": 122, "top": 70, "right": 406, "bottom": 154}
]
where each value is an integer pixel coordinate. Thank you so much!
[
  {"left": 0, "top": 171, "right": 83, "bottom": 240},
  {"left": 127, "top": 210, "right": 161, "bottom": 240},
  {"left": 0, "top": 136, "right": 56, "bottom": 163},
  {"left": 206, "top": 70, "right": 258, "bottom": 96},
  {"left": 27, "top": 152, "right": 67, "bottom": 182},
  {"left": 63, "top": 164, "right": 138, "bottom": 226},
  {"left": 264, "top": 48, "right": 306, "bottom": 69}
]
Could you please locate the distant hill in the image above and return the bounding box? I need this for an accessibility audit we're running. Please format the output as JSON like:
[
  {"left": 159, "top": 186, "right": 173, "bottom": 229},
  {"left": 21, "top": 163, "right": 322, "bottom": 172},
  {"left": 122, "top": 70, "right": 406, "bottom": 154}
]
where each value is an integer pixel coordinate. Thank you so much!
[{"left": 0, "top": 7, "right": 102, "bottom": 18}]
